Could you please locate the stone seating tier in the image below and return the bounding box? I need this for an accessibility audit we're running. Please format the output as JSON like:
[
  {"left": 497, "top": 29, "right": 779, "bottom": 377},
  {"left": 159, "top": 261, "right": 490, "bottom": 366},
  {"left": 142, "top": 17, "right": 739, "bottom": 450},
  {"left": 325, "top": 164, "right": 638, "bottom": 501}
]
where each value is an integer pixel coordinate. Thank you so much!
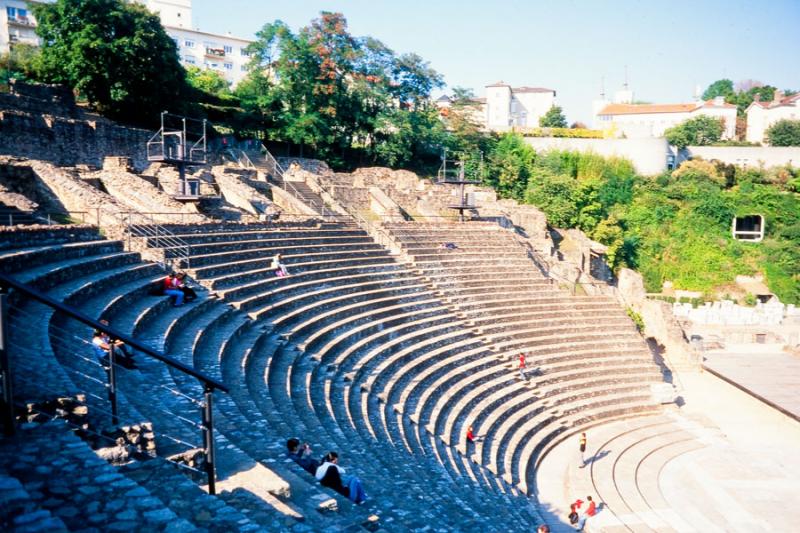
[{"left": 1, "top": 220, "right": 666, "bottom": 530}]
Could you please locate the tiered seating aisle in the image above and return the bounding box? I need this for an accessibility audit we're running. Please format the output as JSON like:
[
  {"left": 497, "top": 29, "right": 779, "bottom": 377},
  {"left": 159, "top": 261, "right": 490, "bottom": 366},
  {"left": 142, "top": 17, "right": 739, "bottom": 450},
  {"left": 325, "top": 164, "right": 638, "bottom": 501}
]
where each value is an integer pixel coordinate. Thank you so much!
[{"left": 382, "top": 221, "right": 666, "bottom": 495}]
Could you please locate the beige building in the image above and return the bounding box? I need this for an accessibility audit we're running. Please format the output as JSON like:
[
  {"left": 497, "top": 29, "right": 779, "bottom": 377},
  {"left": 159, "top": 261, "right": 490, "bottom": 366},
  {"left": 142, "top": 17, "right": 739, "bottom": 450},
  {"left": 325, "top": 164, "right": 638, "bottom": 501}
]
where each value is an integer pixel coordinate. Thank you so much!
[
  {"left": 0, "top": 0, "right": 45, "bottom": 54},
  {"left": 436, "top": 82, "right": 557, "bottom": 132},
  {"left": 593, "top": 94, "right": 737, "bottom": 140},
  {"left": 745, "top": 92, "right": 800, "bottom": 144}
]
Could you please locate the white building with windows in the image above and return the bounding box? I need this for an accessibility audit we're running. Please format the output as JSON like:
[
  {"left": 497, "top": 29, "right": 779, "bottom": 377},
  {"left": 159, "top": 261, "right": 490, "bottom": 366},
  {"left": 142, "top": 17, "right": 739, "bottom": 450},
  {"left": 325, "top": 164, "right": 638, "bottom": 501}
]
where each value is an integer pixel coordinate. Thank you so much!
[
  {"left": 1, "top": 0, "right": 252, "bottom": 87},
  {"left": 745, "top": 91, "right": 800, "bottom": 144},
  {"left": 142, "top": 0, "right": 253, "bottom": 87},
  {"left": 593, "top": 88, "right": 737, "bottom": 139},
  {"left": 485, "top": 82, "right": 556, "bottom": 131},
  {"left": 0, "top": 0, "right": 45, "bottom": 54},
  {"left": 435, "top": 82, "right": 557, "bottom": 132}
]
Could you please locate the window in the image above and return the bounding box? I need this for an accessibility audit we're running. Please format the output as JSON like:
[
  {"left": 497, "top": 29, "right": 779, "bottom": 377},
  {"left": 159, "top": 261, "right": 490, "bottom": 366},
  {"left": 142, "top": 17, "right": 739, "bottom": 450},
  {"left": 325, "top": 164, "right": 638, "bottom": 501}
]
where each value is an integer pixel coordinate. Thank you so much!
[
  {"left": 224, "top": 63, "right": 233, "bottom": 70},
  {"left": 184, "top": 40, "right": 195, "bottom": 48},
  {"left": 240, "top": 47, "right": 250, "bottom": 57},
  {"left": 184, "top": 56, "right": 196, "bottom": 65},
  {"left": 223, "top": 45, "right": 232, "bottom": 54},
  {"left": 6, "top": 7, "right": 16, "bottom": 17},
  {"left": 241, "top": 64, "right": 248, "bottom": 71}
]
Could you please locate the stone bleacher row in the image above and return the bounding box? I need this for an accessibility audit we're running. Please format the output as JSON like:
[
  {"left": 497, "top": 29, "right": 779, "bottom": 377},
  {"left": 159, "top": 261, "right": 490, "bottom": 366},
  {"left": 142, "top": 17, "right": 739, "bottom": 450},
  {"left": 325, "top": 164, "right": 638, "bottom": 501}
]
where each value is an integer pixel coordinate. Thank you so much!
[
  {"left": 0, "top": 222, "right": 520, "bottom": 531},
  {"left": 381, "top": 222, "right": 664, "bottom": 494},
  {"left": 0, "top": 218, "right": 666, "bottom": 531}
]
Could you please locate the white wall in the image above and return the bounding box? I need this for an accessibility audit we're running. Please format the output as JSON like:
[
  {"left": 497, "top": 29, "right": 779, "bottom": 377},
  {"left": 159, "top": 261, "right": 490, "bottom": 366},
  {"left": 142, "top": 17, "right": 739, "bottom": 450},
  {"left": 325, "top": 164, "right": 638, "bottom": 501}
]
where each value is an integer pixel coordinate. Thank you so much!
[
  {"left": 143, "top": 0, "right": 193, "bottom": 28},
  {"left": 486, "top": 86, "right": 512, "bottom": 130},
  {"left": 685, "top": 146, "right": 800, "bottom": 168},
  {"left": 514, "top": 92, "right": 555, "bottom": 128},
  {"left": 525, "top": 136, "right": 670, "bottom": 175},
  {"left": 746, "top": 104, "right": 800, "bottom": 144},
  {"left": 595, "top": 106, "right": 736, "bottom": 140}
]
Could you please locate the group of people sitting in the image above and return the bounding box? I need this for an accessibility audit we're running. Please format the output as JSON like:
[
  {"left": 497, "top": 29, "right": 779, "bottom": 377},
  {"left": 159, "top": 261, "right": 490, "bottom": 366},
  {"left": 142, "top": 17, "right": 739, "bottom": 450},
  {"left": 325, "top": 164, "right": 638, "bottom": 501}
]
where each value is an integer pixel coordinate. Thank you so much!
[
  {"left": 160, "top": 272, "right": 197, "bottom": 306},
  {"left": 286, "top": 438, "right": 366, "bottom": 505},
  {"left": 569, "top": 495, "right": 597, "bottom": 531}
]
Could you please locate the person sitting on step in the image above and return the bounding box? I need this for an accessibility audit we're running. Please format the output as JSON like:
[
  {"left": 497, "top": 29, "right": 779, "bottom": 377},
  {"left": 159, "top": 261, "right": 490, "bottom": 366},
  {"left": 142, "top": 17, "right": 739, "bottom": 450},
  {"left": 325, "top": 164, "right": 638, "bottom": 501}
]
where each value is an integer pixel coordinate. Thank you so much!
[
  {"left": 162, "top": 272, "right": 184, "bottom": 307},
  {"left": 174, "top": 272, "right": 197, "bottom": 302},
  {"left": 286, "top": 438, "right": 319, "bottom": 475},
  {"left": 91, "top": 326, "right": 136, "bottom": 370},
  {"left": 271, "top": 253, "right": 290, "bottom": 277},
  {"left": 315, "top": 451, "right": 367, "bottom": 504}
]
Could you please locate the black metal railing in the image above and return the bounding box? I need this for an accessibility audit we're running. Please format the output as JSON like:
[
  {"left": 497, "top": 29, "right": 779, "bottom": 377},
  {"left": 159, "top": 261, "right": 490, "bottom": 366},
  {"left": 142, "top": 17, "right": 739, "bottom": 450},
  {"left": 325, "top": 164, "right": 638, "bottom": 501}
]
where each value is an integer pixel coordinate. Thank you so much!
[{"left": 0, "top": 272, "right": 228, "bottom": 494}]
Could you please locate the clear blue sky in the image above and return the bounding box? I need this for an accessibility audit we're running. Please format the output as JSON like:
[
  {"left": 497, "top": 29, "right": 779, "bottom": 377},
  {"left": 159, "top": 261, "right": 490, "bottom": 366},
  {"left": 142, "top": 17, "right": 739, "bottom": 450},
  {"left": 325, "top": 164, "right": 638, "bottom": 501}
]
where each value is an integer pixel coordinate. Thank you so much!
[{"left": 194, "top": 0, "right": 800, "bottom": 123}]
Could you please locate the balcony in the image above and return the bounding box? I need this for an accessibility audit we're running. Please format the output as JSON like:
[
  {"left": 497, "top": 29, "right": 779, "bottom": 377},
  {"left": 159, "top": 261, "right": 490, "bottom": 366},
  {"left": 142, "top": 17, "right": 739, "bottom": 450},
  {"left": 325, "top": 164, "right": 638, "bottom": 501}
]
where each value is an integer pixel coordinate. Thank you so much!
[
  {"left": 8, "top": 16, "right": 35, "bottom": 27},
  {"left": 204, "top": 47, "right": 225, "bottom": 59},
  {"left": 9, "top": 34, "right": 38, "bottom": 46}
]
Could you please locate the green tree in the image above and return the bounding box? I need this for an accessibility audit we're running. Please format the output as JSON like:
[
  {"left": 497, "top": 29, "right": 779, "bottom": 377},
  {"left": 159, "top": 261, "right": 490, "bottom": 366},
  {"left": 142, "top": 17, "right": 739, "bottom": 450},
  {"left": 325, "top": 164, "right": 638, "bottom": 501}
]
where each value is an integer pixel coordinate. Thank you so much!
[
  {"left": 664, "top": 115, "right": 724, "bottom": 149},
  {"left": 32, "top": 0, "right": 189, "bottom": 124},
  {"left": 486, "top": 133, "right": 536, "bottom": 200},
  {"left": 451, "top": 86, "right": 476, "bottom": 104},
  {"left": 701, "top": 79, "right": 734, "bottom": 101},
  {"left": 539, "top": 105, "right": 568, "bottom": 128},
  {"left": 239, "top": 12, "right": 444, "bottom": 166},
  {"left": 0, "top": 44, "right": 40, "bottom": 87},
  {"left": 765, "top": 119, "right": 800, "bottom": 146},
  {"left": 186, "top": 66, "right": 232, "bottom": 99}
]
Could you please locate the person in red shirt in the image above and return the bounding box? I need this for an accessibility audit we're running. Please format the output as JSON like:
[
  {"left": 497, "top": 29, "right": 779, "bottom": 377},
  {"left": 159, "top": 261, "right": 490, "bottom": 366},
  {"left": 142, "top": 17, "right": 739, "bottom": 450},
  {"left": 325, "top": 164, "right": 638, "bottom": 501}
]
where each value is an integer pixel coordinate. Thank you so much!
[
  {"left": 518, "top": 353, "right": 526, "bottom": 379},
  {"left": 568, "top": 498, "right": 583, "bottom": 526},
  {"left": 576, "top": 495, "right": 596, "bottom": 531},
  {"left": 466, "top": 426, "right": 475, "bottom": 444}
]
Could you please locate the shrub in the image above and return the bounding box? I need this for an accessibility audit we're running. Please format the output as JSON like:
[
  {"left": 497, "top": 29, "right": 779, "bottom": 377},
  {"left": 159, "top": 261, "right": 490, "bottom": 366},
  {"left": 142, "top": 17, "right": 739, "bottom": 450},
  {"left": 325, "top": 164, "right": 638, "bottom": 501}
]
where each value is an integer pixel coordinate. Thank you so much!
[
  {"left": 665, "top": 115, "right": 725, "bottom": 149},
  {"left": 765, "top": 119, "right": 800, "bottom": 147},
  {"left": 626, "top": 307, "right": 645, "bottom": 333},
  {"left": 671, "top": 159, "right": 725, "bottom": 186},
  {"left": 519, "top": 127, "right": 603, "bottom": 139}
]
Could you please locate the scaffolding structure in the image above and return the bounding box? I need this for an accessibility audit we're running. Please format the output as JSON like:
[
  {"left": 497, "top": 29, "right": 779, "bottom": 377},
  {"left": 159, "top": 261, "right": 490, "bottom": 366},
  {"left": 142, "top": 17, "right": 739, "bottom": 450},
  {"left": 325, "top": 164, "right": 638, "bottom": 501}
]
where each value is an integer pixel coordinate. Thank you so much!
[
  {"left": 147, "top": 112, "right": 208, "bottom": 201},
  {"left": 437, "top": 149, "right": 483, "bottom": 221}
]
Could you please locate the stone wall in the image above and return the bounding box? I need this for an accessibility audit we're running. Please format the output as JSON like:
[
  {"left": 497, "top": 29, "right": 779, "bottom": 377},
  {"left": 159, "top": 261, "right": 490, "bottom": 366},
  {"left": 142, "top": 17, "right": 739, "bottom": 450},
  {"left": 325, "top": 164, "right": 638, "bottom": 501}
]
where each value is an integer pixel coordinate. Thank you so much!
[
  {"left": 211, "top": 166, "right": 276, "bottom": 217},
  {"left": 318, "top": 166, "right": 551, "bottom": 250},
  {"left": 672, "top": 299, "right": 797, "bottom": 326},
  {"left": 618, "top": 268, "right": 699, "bottom": 370},
  {"left": 0, "top": 157, "right": 126, "bottom": 224},
  {"left": 96, "top": 164, "right": 205, "bottom": 222},
  {"left": 0, "top": 82, "right": 151, "bottom": 169},
  {"left": 0, "top": 224, "right": 100, "bottom": 251}
]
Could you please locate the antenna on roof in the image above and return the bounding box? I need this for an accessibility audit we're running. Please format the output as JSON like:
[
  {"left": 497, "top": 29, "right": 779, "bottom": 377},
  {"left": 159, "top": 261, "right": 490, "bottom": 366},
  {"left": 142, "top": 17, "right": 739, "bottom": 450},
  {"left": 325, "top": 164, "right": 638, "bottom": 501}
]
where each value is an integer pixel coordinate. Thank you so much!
[
  {"left": 600, "top": 76, "right": 606, "bottom": 99},
  {"left": 623, "top": 65, "right": 629, "bottom": 90}
]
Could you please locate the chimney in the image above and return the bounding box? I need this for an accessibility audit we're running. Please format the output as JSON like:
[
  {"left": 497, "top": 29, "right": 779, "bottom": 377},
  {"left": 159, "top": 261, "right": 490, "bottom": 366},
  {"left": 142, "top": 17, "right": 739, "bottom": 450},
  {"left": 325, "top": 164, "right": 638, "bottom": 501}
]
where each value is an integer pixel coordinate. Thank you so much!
[
  {"left": 713, "top": 96, "right": 725, "bottom": 106},
  {"left": 773, "top": 90, "right": 783, "bottom": 103},
  {"left": 753, "top": 94, "right": 760, "bottom": 102}
]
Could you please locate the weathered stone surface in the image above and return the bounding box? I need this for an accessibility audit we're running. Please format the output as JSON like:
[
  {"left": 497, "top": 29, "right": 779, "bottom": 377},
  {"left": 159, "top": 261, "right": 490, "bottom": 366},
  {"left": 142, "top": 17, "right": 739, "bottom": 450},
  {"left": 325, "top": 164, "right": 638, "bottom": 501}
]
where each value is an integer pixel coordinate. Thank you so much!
[{"left": 0, "top": 81, "right": 150, "bottom": 169}]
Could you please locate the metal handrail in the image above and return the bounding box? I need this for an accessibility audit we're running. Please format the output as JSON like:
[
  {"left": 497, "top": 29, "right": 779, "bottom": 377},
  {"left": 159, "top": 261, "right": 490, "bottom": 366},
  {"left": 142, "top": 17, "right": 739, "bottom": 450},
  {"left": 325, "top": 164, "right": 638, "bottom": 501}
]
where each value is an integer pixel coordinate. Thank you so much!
[
  {"left": 0, "top": 210, "right": 95, "bottom": 226},
  {"left": 0, "top": 272, "right": 224, "bottom": 492},
  {"left": 0, "top": 273, "right": 227, "bottom": 392},
  {"left": 230, "top": 142, "right": 336, "bottom": 219},
  {"left": 109, "top": 210, "right": 192, "bottom": 270}
]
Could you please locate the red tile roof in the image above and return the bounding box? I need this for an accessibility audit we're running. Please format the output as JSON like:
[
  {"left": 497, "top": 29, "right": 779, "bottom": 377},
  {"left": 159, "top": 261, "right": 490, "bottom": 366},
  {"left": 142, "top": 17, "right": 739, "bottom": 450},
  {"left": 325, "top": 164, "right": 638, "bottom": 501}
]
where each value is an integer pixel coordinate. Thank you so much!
[{"left": 597, "top": 103, "right": 698, "bottom": 115}]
